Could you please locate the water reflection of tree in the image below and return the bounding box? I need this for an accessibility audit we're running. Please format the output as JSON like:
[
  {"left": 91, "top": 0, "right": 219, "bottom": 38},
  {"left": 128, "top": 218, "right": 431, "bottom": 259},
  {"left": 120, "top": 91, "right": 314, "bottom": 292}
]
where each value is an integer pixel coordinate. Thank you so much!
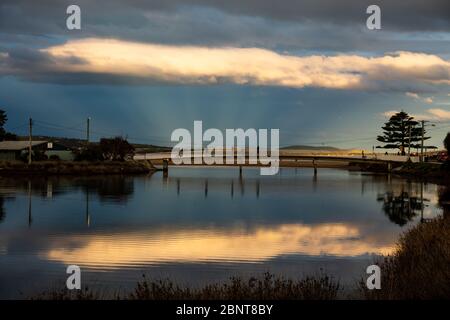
[
  {"left": 90, "top": 177, "right": 134, "bottom": 203},
  {"left": 0, "top": 194, "right": 15, "bottom": 224},
  {"left": 377, "top": 190, "right": 424, "bottom": 226},
  {"left": 0, "top": 176, "right": 135, "bottom": 204},
  {"left": 438, "top": 185, "right": 450, "bottom": 219},
  {"left": 0, "top": 196, "right": 5, "bottom": 223}
]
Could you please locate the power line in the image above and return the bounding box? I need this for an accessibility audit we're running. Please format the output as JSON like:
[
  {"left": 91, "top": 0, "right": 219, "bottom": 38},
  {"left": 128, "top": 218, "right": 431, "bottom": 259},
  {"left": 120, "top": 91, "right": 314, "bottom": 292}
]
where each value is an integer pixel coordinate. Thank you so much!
[
  {"left": 6, "top": 123, "right": 29, "bottom": 131},
  {"left": 33, "top": 119, "right": 86, "bottom": 132},
  {"left": 31, "top": 120, "right": 174, "bottom": 145}
]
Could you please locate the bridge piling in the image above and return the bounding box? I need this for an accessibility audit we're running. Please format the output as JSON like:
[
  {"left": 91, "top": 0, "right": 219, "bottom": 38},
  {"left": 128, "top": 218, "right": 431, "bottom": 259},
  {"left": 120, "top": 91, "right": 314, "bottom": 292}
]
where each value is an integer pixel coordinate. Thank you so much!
[
  {"left": 163, "top": 159, "right": 169, "bottom": 178},
  {"left": 256, "top": 181, "right": 260, "bottom": 198},
  {"left": 231, "top": 180, "right": 234, "bottom": 198}
]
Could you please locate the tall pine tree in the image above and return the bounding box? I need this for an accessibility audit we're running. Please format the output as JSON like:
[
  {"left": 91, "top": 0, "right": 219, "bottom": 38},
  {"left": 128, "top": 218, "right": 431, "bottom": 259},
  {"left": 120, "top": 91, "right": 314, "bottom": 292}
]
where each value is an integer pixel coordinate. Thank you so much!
[{"left": 377, "top": 111, "right": 432, "bottom": 155}]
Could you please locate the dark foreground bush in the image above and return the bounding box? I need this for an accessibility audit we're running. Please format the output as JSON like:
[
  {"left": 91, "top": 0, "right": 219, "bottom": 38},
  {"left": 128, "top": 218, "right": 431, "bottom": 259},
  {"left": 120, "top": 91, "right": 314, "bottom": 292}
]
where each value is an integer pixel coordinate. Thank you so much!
[
  {"left": 33, "top": 273, "right": 340, "bottom": 300},
  {"left": 361, "top": 217, "right": 450, "bottom": 299},
  {"left": 131, "top": 273, "right": 340, "bottom": 300},
  {"left": 34, "top": 287, "right": 102, "bottom": 300}
]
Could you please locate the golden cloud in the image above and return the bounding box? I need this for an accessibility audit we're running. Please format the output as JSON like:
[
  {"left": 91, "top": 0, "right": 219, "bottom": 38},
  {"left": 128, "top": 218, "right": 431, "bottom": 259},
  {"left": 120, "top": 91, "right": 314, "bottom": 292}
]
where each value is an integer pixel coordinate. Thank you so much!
[{"left": 40, "top": 38, "right": 450, "bottom": 89}]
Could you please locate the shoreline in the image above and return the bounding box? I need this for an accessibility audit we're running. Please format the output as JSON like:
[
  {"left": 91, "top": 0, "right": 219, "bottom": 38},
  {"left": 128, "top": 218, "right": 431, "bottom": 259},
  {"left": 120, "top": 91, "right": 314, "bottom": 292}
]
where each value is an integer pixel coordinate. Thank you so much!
[
  {"left": 353, "top": 161, "right": 450, "bottom": 185},
  {"left": 1, "top": 160, "right": 449, "bottom": 186},
  {"left": 0, "top": 160, "right": 154, "bottom": 176}
]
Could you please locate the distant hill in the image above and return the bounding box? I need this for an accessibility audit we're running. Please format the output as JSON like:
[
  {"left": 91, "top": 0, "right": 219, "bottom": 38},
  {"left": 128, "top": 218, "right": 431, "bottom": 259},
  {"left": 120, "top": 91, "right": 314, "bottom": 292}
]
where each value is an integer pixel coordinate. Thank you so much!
[
  {"left": 12, "top": 135, "right": 340, "bottom": 153},
  {"left": 281, "top": 145, "right": 341, "bottom": 151}
]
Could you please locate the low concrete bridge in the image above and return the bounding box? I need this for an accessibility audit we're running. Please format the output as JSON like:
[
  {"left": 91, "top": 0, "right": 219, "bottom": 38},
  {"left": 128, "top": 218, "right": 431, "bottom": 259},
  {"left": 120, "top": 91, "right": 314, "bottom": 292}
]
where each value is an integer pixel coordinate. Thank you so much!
[{"left": 134, "top": 149, "right": 420, "bottom": 175}]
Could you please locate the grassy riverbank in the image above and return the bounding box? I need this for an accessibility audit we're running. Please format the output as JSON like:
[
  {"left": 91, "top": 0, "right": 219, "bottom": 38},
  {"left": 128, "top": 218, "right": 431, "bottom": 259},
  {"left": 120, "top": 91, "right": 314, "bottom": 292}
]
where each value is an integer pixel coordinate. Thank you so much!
[
  {"left": 394, "top": 162, "right": 446, "bottom": 181},
  {"left": 0, "top": 160, "right": 153, "bottom": 175},
  {"left": 352, "top": 161, "right": 450, "bottom": 182}
]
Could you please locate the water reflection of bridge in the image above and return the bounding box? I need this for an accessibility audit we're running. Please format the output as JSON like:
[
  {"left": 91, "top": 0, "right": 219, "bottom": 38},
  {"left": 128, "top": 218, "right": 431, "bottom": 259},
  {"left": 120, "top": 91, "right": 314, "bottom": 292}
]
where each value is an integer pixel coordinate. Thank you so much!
[{"left": 0, "top": 170, "right": 445, "bottom": 228}]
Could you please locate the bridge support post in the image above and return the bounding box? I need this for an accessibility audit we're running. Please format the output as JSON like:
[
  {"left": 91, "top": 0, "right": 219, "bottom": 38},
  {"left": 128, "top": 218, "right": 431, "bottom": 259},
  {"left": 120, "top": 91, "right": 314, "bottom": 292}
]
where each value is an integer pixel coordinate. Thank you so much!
[
  {"left": 313, "top": 159, "right": 317, "bottom": 176},
  {"left": 239, "top": 165, "right": 243, "bottom": 177},
  {"left": 231, "top": 180, "right": 234, "bottom": 198},
  {"left": 163, "top": 159, "right": 169, "bottom": 177},
  {"left": 387, "top": 162, "right": 392, "bottom": 173},
  {"left": 256, "top": 181, "right": 260, "bottom": 198}
]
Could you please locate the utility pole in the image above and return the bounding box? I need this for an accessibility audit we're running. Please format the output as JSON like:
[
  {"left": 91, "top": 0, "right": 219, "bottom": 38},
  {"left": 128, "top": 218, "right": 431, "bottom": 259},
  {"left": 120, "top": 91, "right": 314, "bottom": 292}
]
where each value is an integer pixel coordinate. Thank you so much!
[
  {"left": 28, "top": 117, "right": 33, "bottom": 165},
  {"left": 408, "top": 124, "right": 411, "bottom": 159},
  {"left": 400, "top": 118, "right": 404, "bottom": 156},
  {"left": 421, "top": 120, "right": 425, "bottom": 162},
  {"left": 86, "top": 117, "right": 90, "bottom": 144}
]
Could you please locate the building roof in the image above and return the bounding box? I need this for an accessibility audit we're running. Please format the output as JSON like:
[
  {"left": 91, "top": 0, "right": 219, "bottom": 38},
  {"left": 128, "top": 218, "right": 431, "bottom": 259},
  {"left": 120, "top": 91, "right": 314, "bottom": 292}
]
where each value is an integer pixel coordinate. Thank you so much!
[{"left": 0, "top": 141, "right": 48, "bottom": 151}]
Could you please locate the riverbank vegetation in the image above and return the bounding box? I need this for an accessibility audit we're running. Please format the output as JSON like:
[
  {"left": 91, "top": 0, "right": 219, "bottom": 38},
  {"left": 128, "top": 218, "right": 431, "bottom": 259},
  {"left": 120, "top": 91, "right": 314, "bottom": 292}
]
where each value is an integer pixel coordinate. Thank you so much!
[
  {"left": 0, "top": 160, "right": 152, "bottom": 175},
  {"left": 360, "top": 216, "right": 450, "bottom": 299},
  {"left": 130, "top": 273, "right": 340, "bottom": 300},
  {"left": 34, "top": 273, "right": 341, "bottom": 300}
]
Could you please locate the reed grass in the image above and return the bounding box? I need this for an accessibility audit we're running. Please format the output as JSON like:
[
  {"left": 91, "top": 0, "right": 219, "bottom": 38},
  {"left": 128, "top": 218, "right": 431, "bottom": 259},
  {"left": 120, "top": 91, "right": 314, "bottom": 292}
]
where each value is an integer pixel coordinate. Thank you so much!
[{"left": 360, "top": 216, "right": 450, "bottom": 299}]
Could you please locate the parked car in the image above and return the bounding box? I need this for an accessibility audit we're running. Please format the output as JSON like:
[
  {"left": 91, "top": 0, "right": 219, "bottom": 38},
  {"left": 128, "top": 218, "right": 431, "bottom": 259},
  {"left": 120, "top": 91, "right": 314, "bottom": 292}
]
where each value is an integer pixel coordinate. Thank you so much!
[{"left": 436, "top": 151, "right": 448, "bottom": 162}]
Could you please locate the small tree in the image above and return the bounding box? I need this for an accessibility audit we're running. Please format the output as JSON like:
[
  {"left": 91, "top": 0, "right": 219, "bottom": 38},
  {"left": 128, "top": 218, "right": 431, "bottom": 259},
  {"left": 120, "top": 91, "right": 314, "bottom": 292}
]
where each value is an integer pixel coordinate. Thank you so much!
[
  {"left": 74, "top": 144, "right": 104, "bottom": 161},
  {"left": 0, "top": 110, "right": 7, "bottom": 128},
  {"left": 0, "top": 109, "right": 17, "bottom": 141},
  {"left": 377, "top": 111, "right": 431, "bottom": 155},
  {"left": 0, "top": 109, "right": 8, "bottom": 141},
  {"left": 100, "top": 137, "right": 134, "bottom": 161}
]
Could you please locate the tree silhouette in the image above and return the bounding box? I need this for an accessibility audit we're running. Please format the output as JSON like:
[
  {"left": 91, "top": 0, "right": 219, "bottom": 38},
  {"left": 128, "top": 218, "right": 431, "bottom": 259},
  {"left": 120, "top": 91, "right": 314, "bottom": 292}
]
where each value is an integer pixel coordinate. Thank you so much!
[
  {"left": 377, "top": 111, "right": 431, "bottom": 155},
  {"left": 0, "top": 197, "right": 5, "bottom": 223},
  {"left": 438, "top": 185, "right": 450, "bottom": 220},
  {"left": 0, "top": 109, "right": 17, "bottom": 141},
  {"left": 0, "top": 109, "right": 7, "bottom": 140},
  {"left": 444, "top": 132, "right": 450, "bottom": 156},
  {"left": 100, "top": 137, "right": 134, "bottom": 161},
  {"left": 0, "top": 109, "right": 7, "bottom": 127}
]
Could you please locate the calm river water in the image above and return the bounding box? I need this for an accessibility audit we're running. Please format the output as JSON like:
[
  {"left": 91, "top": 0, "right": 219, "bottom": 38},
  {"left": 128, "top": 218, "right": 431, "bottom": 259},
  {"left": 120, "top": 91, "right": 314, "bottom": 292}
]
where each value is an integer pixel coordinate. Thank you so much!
[{"left": 0, "top": 167, "right": 442, "bottom": 298}]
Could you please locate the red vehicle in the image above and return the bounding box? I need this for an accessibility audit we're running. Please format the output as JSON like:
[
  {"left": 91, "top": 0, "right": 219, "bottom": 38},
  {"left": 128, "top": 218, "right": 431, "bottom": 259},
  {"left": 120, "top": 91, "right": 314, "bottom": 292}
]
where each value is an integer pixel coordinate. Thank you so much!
[{"left": 436, "top": 151, "right": 448, "bottom": 162}]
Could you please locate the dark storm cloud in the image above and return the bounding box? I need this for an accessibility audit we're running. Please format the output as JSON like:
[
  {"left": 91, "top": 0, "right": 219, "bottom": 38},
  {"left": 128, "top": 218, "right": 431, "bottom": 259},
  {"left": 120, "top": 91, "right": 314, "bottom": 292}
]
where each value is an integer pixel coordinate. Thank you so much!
[
  {"left": 187, "top": 0, "right": 450, "bottom": 31},
  {"left": 0, "top": 0, "right": 448, "bottom": 59},
  {"left": 0, "top": 47, "right": 88, "bottom": 84},
  {"left": 1, "top": 0, "right": 449, "bottom": 36}
]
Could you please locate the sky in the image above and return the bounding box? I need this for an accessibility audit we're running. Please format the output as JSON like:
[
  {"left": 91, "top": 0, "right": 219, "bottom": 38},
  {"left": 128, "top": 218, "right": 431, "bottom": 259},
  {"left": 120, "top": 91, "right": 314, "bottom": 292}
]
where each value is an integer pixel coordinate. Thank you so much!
[{"left": 0, "top": 0, "right": 449, "bottom": 149}]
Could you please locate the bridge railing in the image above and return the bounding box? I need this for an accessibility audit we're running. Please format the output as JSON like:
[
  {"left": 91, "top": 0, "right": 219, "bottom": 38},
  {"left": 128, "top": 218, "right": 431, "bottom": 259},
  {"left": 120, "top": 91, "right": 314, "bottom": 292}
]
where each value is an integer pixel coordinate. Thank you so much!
[{"left": 134, "top": 150, "right": 421, "bottom": 163}]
